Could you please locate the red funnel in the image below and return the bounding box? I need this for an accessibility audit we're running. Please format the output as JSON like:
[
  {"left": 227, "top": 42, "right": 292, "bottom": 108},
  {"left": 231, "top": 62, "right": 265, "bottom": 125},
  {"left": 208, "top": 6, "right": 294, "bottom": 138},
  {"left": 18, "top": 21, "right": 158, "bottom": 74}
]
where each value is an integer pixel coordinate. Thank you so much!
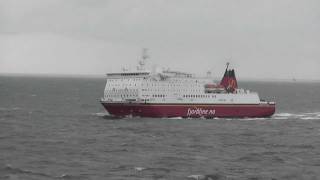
[{"left": 220, "top": 66, "right": 238, "bottom": 92}]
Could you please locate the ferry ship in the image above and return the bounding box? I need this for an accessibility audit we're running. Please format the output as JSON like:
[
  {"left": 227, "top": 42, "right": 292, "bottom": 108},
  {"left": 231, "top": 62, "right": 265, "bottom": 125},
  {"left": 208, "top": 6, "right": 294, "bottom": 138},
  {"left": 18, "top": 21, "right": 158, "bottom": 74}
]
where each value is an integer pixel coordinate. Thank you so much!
[{"left": 100, "top": 50, "right": 275, "bottom": 118}]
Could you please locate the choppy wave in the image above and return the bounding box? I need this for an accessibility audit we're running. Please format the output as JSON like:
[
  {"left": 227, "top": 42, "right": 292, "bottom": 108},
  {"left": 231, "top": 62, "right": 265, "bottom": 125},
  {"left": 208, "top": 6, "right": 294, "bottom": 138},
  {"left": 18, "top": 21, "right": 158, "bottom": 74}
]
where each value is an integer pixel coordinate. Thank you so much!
[
  {"left": 187, "top": 173, "right": 225, "bottom": 180},
  {"left": 93, "top": 111, "right": 320, "bottom": 121},
  {"left": 301, "top": 117, "right": 320, "bottom": 120},
  {"left": 134, "top": 167, "right": 146, "bottom": 171},
  {"left": 1, "top": 164, "right": 82, "bottom": 179},
  {"left": 92, "top": 112, "right": 130, "bottom": 120},
  {"left": 92, "top": 112, "right": 109, "bottom": 117},
  {"left": 167, "top": 117, "right": 183, "bottom": 120},
  {"left": 0, "top": 107, "right": 21, "bottom": 111},
  {"left": 58, "top": 174, "right": 83, "bottom": 179},
  {"left": 274, "top": 112, "right": 320, "bottom": 120},
  {"left": 1, "top": 164, "right": 52, "bottom": 178}
]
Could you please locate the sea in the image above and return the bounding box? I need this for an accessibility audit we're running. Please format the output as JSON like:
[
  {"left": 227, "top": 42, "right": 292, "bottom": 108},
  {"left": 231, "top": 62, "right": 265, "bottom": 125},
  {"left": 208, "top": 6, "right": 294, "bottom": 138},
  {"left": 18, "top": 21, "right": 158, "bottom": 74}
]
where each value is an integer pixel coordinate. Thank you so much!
[{"left": 0, "top": 75, "right": 319, "bottom": 180}]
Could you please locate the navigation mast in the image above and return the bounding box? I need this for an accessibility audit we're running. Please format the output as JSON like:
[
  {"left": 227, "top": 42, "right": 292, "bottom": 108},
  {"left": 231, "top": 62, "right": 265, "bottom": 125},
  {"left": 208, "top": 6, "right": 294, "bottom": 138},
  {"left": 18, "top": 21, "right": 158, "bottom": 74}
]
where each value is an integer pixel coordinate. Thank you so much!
[{"left": 137, "top": 48, "right": 149, "bottom": 71}]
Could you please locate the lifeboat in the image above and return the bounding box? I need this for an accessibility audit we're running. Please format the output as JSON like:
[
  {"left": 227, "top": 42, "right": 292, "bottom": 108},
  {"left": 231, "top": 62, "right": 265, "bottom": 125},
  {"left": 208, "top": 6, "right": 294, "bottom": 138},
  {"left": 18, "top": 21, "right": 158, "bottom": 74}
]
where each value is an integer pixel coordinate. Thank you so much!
[{"left": 204, "top": 84, "right": 225, "bottom": 93}]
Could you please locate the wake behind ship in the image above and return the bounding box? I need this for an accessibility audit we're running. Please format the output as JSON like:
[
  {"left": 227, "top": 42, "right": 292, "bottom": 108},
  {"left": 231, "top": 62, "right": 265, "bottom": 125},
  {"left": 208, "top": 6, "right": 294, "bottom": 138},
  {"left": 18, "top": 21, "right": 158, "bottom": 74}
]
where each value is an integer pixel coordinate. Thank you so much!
[{"left": 100, "top": 50, "right": 275, "bottom": 118}]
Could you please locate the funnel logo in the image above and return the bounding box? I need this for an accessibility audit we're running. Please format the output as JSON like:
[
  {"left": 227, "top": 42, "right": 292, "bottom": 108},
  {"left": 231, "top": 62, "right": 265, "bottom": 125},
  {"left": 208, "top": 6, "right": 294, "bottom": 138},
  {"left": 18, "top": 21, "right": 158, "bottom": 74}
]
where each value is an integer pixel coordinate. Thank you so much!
[
  {"left": 228, "top": 79, "right": 236, "bottom": 89},
  {"left": 219, "top": 66, "right": 238, "bottom": 92}
]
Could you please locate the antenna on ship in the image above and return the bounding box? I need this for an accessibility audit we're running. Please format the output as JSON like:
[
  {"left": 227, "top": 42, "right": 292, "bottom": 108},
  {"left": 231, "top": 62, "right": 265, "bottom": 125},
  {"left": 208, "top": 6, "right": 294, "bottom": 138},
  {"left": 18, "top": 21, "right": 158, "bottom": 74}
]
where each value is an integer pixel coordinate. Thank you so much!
[{"left": 137, "top": 48, "right": 149, "bottom": 71}]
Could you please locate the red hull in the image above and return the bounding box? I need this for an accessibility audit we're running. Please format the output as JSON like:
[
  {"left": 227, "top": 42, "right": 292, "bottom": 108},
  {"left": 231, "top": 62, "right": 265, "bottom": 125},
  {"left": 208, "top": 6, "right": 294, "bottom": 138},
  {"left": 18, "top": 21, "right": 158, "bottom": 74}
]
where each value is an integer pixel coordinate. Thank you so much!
[{"left": 101, "top": 103, "right": 275, "bottom": 118}]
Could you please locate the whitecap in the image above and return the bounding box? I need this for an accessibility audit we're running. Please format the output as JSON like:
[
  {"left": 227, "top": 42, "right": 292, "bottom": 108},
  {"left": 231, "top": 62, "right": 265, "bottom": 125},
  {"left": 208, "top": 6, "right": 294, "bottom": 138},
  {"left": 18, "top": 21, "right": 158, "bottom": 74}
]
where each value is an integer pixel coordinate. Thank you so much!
[
  {"left": 168, "top": 117, "right": 183, "bottom": 119},
  {"left": 57, "top": 174, "right": 78, "bottom": 179},
  {"left": 295, "top": 114, "right": 308, "bottom": 117},
  {"left": 124, "top": 114, "right": 134, "bottom": 119},
  {"left": 187, "top": 174, "right": 205, "bottom": 180},
  {"left": 301, "top": 117, "right": 319, "bottom": 120},
  {"left": 304, "top": 112, "right": 320, "bottom": 115},
  {"left": 223, "top": 118, "right": 234, "bottom": 121},
  {"left": 274, "top": 117, "right": 289, "bottom": 120},
  {"left": 92, "top": 112, "right": 109, "bottom": 117},
  {"left": 134, "top": 167, "right": 146, "bottom": 171},
  {"left": 0, "top": 107, "right": 21, "bottom": 111},
  {"left": 275, "top": 113, "right": 293, "bottom": 117},
  {"left": 243, "top": 117, "right": 269, "bottom": 120},
  {"left": 59, "top": 174, "right": 68, "bottom": 178}
]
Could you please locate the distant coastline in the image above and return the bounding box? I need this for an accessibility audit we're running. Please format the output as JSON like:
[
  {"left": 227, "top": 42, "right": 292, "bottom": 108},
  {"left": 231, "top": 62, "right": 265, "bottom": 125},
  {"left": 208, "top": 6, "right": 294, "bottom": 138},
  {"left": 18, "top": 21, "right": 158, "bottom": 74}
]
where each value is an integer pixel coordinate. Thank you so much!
[
  {"left": 0, "top": 73, "right": 106, "bottom": 79},
  {"left": 1, "top": 73, "right": 319, "bottom": 83}
]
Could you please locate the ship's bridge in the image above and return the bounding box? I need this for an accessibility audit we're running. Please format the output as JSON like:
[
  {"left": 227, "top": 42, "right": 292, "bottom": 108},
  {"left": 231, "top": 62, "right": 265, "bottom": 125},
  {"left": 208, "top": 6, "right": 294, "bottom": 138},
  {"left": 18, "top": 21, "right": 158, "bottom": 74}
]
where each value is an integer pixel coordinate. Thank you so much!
[{"left": 161, "top": 70, "right": 193, "bottom": 78}]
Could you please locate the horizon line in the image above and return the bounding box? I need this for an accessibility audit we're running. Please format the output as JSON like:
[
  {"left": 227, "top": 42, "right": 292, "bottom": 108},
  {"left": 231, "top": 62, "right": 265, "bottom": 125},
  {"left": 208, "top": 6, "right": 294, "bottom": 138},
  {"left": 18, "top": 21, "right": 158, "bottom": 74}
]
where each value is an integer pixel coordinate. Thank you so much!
[{"left": 1, "top": 72, "right": 320, "bottom": 83}]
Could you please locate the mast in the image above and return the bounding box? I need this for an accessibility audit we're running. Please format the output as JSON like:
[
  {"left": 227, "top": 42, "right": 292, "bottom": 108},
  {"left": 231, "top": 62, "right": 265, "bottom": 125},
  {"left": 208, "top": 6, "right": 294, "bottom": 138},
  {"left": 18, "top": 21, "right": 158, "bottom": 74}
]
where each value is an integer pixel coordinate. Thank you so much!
[
  {"left": 137, "top": 48, "right": 149, "bottom": 71},
  {"left": 226, "top": 62, "right": 230, "bottom": 70}
]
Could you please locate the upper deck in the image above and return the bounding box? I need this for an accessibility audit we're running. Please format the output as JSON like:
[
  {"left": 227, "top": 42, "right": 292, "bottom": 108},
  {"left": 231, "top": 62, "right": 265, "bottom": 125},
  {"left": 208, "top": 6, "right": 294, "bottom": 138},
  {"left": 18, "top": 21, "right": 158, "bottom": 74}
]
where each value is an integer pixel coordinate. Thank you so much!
[
  {"left": 106, "top": 71, "right": 151, "bottom": 78},
  {"left": 101, "top": 49, "right": 264, "bottom": 105}
]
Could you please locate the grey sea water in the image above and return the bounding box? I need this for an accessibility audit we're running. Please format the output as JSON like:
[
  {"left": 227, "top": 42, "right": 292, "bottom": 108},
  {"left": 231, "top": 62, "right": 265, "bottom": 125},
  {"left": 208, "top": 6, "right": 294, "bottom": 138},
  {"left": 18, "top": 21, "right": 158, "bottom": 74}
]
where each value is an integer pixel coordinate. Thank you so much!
[{"left": 0, "top": 76, "right": 320, "bottom": 180}]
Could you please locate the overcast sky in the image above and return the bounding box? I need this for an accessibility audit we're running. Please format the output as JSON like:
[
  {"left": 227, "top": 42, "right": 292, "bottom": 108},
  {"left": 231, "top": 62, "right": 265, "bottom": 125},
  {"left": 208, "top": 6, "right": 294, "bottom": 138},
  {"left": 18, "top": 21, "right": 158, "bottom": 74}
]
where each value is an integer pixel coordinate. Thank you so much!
[{"left": 0, "top": 0, "right": 319, "bottom": 80}]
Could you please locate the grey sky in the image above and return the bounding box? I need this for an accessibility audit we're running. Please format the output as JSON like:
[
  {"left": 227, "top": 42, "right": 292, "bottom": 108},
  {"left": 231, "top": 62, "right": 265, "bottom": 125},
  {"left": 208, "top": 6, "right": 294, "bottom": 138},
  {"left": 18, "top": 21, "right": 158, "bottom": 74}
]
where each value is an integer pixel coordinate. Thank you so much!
[{"left": 1, "top": 0, "right": 319, "bottom": 80}]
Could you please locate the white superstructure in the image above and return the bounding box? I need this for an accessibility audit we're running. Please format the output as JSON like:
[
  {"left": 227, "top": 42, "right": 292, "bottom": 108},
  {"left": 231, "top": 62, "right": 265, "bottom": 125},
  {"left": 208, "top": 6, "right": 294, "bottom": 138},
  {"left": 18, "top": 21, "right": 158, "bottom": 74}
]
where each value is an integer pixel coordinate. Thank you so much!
[{"left": 102, "top": 50, "right": 261, "bottom": 105}]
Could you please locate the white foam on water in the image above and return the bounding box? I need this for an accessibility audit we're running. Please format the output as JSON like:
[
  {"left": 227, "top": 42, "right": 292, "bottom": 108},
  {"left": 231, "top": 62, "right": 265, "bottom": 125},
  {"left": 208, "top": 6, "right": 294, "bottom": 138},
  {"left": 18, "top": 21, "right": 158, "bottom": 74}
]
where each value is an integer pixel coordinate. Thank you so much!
[
  {"left": 274, "top": 112, "right": 320, "bottom": 120},
  {"left": 134, "top": 167, "right": 146, "bottom": 171},
  {"left": 0, "top": 107, "right": 21, "bottom": 111},
  {"left": 223, "top": 118, "right": 235, "bottom": 121},
  {"left": 120, "top": 114, "right": 135, "bottom": 119},
  {"left": 93, "top": 112, "right": 109, "bottom": 117},
  {"left": 301, "top": 117, "right": 320, "bottom": 120},
  {"left": 12, "top": 107, "right": 21, "bottom": 110},
  {"left": 274, "top": 117, "right": 289, "bottom": 120},
  {"left": 187, "top": 174, "right": 205, "bottom": 180},
  {"left": 275, "top": 112, "right": 310, "bottom": 118},
  {"left": 184, "top": 117, "right": 204, "bottom": 120},
  {"left": 304, "top": 112, "right": 320, "bottom": 115},
  {"left": 275, "top": 113, "right": 293, "bottom": 117},
  {"left": 245, "top": 118, "right": 268, "bottom": 121},
  {"left": 295, "top": 114, "right": 308, "bottom": 117},
  {"left": 92, "top": 111, "right": 320, "bottom": 121},
  {"left": 220, "top": 117, "right": 268, "bottom": 121},
  {"left": 167, "top": 117, "right": 183, "bottom": 119},
  {"left": 308, "top": 112, "right": 320, "bottom": 117},
  {"left": 59, "top": 174, "right": 68, "bottom": 178}
]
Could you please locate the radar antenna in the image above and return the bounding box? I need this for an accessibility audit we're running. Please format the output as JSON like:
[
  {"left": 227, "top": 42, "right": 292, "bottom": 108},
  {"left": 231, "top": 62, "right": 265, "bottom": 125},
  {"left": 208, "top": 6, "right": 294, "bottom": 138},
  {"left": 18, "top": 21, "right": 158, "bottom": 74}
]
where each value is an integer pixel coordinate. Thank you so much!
[
  {"left": 225, "top": 57, "right": 232, "bottom": 70},
  {"left": 226, "top": 62, "right": 230, "bottom": 70}
]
